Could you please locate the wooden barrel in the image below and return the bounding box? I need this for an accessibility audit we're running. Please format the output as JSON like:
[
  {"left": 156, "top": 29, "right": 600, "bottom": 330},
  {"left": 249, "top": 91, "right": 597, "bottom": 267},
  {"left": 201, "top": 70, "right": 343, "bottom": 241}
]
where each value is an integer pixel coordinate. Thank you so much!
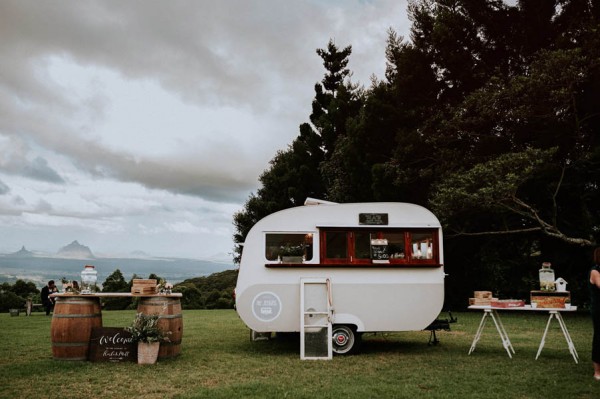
[
  {"left": 137, "top": 297, "right": 183, "bottom": 359},
  {"left": 51, "top": 296, "right": 102, "bottom": 360}
]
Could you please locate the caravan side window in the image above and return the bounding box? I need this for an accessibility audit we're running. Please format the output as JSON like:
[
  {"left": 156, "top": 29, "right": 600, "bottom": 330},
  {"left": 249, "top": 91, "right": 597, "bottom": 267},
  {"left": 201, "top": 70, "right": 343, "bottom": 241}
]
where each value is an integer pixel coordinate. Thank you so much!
[
  {"left": 325, "top": 231, "right": 349, "bottom": 260},
  {"left": 265, "top": 233, "right": 313, "bottom": 262},
  {"left": 320, "top": 228, "right": 438, "bottom": 266},
  {"left": 410, "top": 232, "right": 434, "bottom": 260}
]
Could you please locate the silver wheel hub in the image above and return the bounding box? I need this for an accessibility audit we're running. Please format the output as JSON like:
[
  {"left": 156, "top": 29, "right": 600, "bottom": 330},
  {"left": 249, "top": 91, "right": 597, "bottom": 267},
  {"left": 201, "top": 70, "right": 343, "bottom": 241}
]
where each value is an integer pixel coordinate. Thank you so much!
[{"left": 333, "top": 331, "right": 349, "bottom": 346}]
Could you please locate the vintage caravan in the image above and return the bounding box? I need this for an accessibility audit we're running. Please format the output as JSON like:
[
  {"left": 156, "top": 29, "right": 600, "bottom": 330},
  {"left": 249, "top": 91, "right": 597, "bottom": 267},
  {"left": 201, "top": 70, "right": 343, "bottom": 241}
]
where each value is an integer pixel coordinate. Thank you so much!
[{"left": 235, "top": 198, "right": 445, "bottom": 356}]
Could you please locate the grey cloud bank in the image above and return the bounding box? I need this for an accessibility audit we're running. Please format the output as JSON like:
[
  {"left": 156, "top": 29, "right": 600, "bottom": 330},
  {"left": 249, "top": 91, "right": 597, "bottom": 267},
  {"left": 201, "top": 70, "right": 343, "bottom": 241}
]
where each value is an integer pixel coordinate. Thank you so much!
[{"left": 0, "top": 0, "right": 410, "bottom": 258}]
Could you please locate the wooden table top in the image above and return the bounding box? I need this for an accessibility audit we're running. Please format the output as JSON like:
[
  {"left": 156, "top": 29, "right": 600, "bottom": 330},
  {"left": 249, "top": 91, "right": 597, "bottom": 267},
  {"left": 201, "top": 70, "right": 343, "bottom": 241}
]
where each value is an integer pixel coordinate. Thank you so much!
[{"left": 50, "top": 292, "right": 182, "bottom": 298}]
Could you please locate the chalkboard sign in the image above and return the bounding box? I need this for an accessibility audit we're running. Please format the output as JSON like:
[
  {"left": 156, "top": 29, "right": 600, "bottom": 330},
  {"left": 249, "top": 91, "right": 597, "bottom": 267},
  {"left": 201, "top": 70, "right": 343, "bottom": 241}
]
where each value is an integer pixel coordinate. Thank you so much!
[
  {"left": 359, "top": 213, "right": 388, "bottom": 225},
  {"left": 89, "top": 327, "right": 136, "bottom": 362},
  {"left": 370, "top": 239, "right": 389, "bottom": 263}
]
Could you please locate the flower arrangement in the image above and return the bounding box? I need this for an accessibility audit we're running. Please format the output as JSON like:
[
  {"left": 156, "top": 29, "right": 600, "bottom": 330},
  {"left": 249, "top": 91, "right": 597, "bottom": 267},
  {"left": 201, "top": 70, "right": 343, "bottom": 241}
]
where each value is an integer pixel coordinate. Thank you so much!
[
  {"left": 279, "top": 243, "right": 305, "bottom": 257},
  {"left": 163, "top": 283, "right": 173, "bottom": 294},
  {"left": 125, "top": 313, "right": 171, "bottom": 343},
  {"left": 157, "top": 279, "right": 174, "bottom": 294},
  {"left": 60, "top": 277, "right": 80, "bottom": 294}
]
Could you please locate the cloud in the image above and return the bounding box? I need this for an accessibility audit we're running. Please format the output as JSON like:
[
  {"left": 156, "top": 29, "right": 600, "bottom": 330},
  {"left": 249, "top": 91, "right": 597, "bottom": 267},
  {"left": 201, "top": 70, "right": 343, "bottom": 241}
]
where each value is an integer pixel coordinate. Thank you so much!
[
  {"left": 0, "top": 135, "right": 65, "bottom": 183},
  {"left": 164, "top": 221, "right": 209, "bottom": 234},
  {"left": 11, "top": 195, "right": 25, "bottom": 206},
  {"left": 0, "top": 179, "right": 9, "bottom": 195},
  {"left": 0, "top": 0, "right": 411, "bottom": 257},
  {"left": 0, "top": 1, "right": 410, "bottom": 203},
  {"left": 1, "top": 1, "right": 375, "bottom": 110},
  {"left": 23, "top": 156, "right": 65, "bottom": 183},
  {"left": 20, "top": 212, "right": 125, "bottom": 234}
]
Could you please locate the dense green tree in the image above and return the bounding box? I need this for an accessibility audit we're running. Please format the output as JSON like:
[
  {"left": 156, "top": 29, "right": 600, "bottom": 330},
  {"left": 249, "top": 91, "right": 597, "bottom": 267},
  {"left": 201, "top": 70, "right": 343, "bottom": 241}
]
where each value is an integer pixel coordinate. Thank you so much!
[
  {"left": 173, "top": 284, "right": 203, "bottom": 309},
  {"left": 430, "top": 147, "right": 594, "bottom": 246},
  {"left": 102, "top": 269, "right": 131, "bottom": 310},
  {"left": 10, "top": 279, "right": 39, "bottom": 298},
  {"left": 148, "top": 273, "right": 164, "bottom": 282},
  {"left": 0, "top": 291, "right": 24, "bottom": 312},
  {"left": 323, "top": 28, "right": 441, "bottom": 203},
  {"left": 231, "top": 0, "right": 600, "bottom": 307},
  {"left": 102, "top": 269, "right": 129, "bottom": 291},
  {"left": 214, "top": 296, "right": 233, "bottom": 309},
  {"left": 0, "top": 280, "right": 40, "bottom": 312},
  {"left": 415, "top": 0, "right": 600, "bottom": 307},
  {"left": 174, "top": 270, "right": 238, "bottom": 309},
  {"left": 310, "top": 39, "right": 356, "bottom": 155},
  {"left": 0, "top": 282, "right": 11, "bottom": 293}
]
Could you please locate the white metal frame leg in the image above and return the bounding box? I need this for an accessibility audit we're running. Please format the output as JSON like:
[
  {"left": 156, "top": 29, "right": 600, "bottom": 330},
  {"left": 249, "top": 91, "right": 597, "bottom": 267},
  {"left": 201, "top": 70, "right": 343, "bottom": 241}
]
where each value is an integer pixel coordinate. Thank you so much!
[
  {"left": 490, "top": 309, "right": 515, "bottom": 357},
  {"left": 468, "top": 310, "right": 489, "bottom": 355},
  {"left": 555, "top": 311, "right": 579, "bottom": 363},
  {"left": 491, "top": 310, "right": 515, "bottom": 359},
  {"left": 469, "top": 309, "right": 514, "bottom": 358},
  {"left": 536, "top": 311, "right": 555, "bottom": 360},
  {"left": 535, "top": 311, "right": 579, "bottom": 363}
]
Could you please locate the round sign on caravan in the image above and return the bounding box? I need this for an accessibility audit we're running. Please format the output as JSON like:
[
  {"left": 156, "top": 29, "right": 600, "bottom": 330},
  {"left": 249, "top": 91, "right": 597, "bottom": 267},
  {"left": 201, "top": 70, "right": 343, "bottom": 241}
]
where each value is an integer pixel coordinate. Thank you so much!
[{"left": 252, "top": 292, "right": 282, "bottom": 322}]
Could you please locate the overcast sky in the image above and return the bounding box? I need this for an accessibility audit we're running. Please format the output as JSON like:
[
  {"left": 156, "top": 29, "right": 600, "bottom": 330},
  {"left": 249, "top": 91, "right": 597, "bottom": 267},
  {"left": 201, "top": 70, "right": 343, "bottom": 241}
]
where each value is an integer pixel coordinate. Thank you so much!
[{"left": 0, "top": 0, "right": 411, "bottom": 260}]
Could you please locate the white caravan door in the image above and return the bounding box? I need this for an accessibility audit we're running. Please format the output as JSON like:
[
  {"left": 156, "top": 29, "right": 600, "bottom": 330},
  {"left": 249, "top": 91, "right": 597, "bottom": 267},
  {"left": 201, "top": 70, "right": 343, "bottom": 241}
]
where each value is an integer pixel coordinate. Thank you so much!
[{"left": 300, "top": 278, "right": 332, "bottom": 360}]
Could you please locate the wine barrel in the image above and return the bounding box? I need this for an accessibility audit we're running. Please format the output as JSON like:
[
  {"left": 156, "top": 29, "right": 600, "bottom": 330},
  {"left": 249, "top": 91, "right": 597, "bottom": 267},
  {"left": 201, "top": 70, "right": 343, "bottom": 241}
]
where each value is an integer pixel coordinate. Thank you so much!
[
  {"left": 137, "top": 297, "right": 183, "bottom": 359},
  {"left": 51, "top": 296, "right": 102, "bottom": 360}
]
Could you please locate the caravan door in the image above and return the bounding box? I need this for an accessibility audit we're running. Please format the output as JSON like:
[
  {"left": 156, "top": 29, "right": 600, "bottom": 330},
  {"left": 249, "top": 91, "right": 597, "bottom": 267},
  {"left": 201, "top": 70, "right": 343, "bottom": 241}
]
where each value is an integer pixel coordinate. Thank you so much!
[{"left": 300, "top": 278, "right": 332, "bottom": 360}]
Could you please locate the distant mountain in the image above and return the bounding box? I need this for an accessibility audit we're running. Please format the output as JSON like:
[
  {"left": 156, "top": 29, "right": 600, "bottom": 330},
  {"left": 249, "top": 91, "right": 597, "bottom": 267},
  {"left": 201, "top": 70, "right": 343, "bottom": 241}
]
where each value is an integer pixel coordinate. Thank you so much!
[
  {"left": 130, "top": 250, "right": 151, "bottom": 258},
  {"left": 8, "top": 246, "right": 34, "bottom": 257},
  {"left": 57, "top": 240, "right": 95, "bottom": 259}
]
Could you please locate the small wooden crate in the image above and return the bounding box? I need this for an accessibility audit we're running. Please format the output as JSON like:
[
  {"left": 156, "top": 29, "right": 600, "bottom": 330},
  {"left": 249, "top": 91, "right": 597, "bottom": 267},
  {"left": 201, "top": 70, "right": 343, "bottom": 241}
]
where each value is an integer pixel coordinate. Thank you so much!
[
  {"left": 131, "top": 279, "right": 157, "bottom": 295},
  {"left": 474, "top": 291, "right": 493, "bottom": 299},
  {"left": 469, "top": 291, "right": 496, "bottom": 306},
  {"left": 530, "top": 290, "right": 570, "bottom": 308},
  {"left": 469, "top": 297, "right": 498, "bottom": 306},
  {"left": 490, "top": 299, "right": 525, "bottom": 308}
]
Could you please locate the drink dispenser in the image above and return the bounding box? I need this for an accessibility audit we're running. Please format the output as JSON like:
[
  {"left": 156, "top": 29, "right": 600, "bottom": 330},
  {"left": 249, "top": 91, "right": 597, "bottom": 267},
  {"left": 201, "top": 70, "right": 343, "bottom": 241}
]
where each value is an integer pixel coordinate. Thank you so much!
[
  {"left": 539, "top": 262, "right": 555, "bottom": 291},
  {"left": 80, "top": 265, "right": 98, "bottom": 294}
]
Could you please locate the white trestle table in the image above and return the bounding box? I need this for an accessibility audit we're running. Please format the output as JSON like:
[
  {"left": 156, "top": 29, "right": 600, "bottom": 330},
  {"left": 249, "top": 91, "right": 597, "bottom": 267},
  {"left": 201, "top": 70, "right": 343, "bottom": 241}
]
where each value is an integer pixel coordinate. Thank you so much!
[{"left": 467, "top": 305, "right": 579, "bottom": 363}]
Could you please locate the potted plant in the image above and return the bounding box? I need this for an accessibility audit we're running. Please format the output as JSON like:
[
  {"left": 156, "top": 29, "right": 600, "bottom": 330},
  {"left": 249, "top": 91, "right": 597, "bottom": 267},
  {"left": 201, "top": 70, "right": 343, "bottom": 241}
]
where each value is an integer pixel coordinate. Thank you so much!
[
  {"left": 564, "top": 299, "right": 571, "bottom": 309},
  {"left": 125, "top": 313, "right": 171, "bottom": 364},
  {"left": 279, "top": 243, "right": 305, "bottom": 263}
]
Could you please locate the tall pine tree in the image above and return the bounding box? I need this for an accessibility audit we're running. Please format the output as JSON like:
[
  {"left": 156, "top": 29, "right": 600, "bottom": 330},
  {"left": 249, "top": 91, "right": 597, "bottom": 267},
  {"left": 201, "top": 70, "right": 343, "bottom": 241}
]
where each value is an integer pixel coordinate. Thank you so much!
[{"left": 233, "top": 40, "right": 360, "bottom": 263}]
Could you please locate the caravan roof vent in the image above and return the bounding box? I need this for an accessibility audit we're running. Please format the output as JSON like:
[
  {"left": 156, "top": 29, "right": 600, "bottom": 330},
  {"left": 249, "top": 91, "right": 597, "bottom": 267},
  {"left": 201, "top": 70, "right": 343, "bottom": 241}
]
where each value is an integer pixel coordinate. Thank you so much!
[{"left": 304, "top": 197, "right": 338, "bottom": 206}]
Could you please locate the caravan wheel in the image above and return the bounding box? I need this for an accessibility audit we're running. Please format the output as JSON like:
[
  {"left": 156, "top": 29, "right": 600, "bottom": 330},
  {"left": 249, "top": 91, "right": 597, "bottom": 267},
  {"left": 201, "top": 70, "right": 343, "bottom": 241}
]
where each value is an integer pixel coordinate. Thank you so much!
[{"left": 332, "top": 325, "right": 360, "bottom": 355}]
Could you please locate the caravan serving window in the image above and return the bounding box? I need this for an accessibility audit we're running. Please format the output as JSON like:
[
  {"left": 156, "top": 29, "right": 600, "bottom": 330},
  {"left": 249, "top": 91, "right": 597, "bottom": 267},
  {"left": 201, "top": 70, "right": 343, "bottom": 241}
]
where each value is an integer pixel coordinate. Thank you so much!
[
  {"left": 320, "top": 228, "right": 438, "bottom": 266},
  {"left": 265, "top": 233, "right": 313, "bottom": 262}
]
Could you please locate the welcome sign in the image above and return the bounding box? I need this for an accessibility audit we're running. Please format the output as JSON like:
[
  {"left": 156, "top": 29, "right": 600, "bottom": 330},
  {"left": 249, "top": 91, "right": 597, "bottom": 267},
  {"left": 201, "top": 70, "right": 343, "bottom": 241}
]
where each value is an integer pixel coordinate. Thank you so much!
[{"left": 89, "top": 327, "right": 136, "bottom": 362}]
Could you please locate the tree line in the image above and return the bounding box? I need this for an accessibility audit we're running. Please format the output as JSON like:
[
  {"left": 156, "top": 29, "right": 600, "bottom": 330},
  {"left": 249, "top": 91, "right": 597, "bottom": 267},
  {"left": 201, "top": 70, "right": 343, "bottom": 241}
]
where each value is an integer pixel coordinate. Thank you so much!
[
  {"left": 1, "top": 269, "right": 238, "bottom": 312},
  {"left": 0, "top": 280, "right": 39, "bottom": 312},
  {"left": 101, "top": 269, "right": 237, "bottom": 310},
  {"left": 233, "top": 0, "right": 600, "bottom": 308}
]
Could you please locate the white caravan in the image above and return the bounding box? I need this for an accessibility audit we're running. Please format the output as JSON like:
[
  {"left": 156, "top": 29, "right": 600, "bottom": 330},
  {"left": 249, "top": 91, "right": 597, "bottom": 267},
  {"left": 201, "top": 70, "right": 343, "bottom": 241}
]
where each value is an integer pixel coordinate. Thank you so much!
[{"left": 235, "top": 198, "right": 445, "bottom": 355}]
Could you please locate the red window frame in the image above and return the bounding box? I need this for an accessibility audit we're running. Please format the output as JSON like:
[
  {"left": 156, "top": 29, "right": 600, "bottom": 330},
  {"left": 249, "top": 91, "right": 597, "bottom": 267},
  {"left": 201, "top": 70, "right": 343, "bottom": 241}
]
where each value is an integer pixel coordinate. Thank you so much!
[{"left": 319, "top": 228, "right": 439, "bottom": 266}]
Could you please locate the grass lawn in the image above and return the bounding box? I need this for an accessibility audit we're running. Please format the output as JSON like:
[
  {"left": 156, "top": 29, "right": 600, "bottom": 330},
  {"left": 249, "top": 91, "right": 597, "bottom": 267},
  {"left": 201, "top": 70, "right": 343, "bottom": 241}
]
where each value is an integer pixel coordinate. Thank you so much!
[{"left": 0, "top": 309, "right": 598, "bottom": 398}]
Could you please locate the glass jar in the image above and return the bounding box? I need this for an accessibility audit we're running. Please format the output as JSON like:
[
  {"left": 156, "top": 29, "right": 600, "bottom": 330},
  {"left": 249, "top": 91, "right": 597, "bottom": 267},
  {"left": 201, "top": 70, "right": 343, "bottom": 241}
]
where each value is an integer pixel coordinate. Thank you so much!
[
  {"left": 80, "top": 265, "right": 97, "bottom": 294},
  {"left": 539, "top": 262, "right": 555, "bottom": 291}
]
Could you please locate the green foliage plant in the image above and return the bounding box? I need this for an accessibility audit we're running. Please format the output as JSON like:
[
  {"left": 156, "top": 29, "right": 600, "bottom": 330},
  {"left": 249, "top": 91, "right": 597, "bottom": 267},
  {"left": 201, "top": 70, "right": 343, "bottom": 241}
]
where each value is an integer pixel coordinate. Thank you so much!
[
  {"left": 279, "top": 243, "right": 304, "bottom": 256},
  {"left": 125, "top": 313, "right": 170, "bottom": 344}
]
